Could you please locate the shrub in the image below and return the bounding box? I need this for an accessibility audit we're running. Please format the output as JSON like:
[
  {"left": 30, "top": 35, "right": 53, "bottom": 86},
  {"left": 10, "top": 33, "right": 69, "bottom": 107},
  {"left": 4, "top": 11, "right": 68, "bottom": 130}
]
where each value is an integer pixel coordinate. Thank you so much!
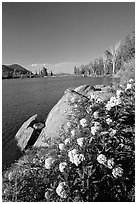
[{"left": 116, "top": 58, "right": 135, "bottom": 87}]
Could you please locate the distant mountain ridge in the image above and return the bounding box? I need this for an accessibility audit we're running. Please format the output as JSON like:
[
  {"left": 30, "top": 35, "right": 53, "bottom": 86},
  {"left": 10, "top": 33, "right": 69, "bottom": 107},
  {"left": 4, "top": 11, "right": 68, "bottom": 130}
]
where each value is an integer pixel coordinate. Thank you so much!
[
  {"left": 3, "top": 64, "right": 30, "bottom": 73},
  {"left": 2, "top": 64, "right": 32, "bottom": 79}
]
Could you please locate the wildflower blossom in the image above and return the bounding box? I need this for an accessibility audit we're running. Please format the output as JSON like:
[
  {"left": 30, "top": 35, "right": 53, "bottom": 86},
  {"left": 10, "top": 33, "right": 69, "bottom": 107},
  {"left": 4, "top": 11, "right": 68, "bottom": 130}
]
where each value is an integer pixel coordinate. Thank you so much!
[
  {"left": 107, "top": 158, "right": 115, "bottom": 169},
  {"left": 106, "top": 118, "right": 112, "bottom": 125},
  {"left": 125, "top": 83, "right": 132, "bottom": 91},
  {"left": 110, "top": 96, "right": 117, "bottom": 103},
  {"left": 97, "top": 154, "right": 107, "bottom": 165},
  {"left": 106, "top": 96, "right": 121, "bottom": 110},
  {"left": 56, "top": 182, "right": 68, "bottom": 198},
  {"left": 59, "top": 162, "right": 67, "bottom": 172},
  {"left": 66, "top": 122, "right": 71, "bottom": 128},
  {"left": 64, "top": 138, "right": 71, "bottom": 145},
  {"left": 68, "top": 149, "right": 85, "bottom": 166},
  {"left": 93, "top": 111, "right": 99, "bottom": 119},
  {"left": 129, "top": 78, "right": 134, "bottom": 83},
  {"left": 71, "top": 129, "right": 76, "bottom": 138},
  {"left": 71, "top": 149, "right": 78, "bottom": 155},
  {"left": 77, "top": 137, "right": 84, "bottom": 147},
  {"left": 68, "top": 149, "right": 77, "bottom": 162},
  {"left": 73, "top": 154, "right": 85, "bottom": 166},
  {"left": 91, "top": 126, "right": 97, "bottom": 135},
  {"left": 112, "top": 167, "right": 123, "bottom": 179},
  {"left": 59, "top": 143, "right": 65, "bottom": 151},
  {"left": 105, "top": 102, "right": 112, "bottom": 111},
  {"left": 45, "top": 157, "right": 55, "bottom": 169},
  {"left": 80, "top": 118, "right": 88, "bottom": 127},
  {"left": 116, "top": 90, "right": 123, "bottom": 98},
  {"left": 115, "top": 97, "right": 121, "bottom": 106}
]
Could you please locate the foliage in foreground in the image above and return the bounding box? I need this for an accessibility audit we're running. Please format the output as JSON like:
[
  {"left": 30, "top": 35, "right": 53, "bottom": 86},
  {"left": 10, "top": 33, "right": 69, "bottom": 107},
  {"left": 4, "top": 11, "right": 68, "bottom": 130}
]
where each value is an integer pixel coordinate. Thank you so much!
[{"left": 2, "top": 80, "right": 135, "bottom": 202}]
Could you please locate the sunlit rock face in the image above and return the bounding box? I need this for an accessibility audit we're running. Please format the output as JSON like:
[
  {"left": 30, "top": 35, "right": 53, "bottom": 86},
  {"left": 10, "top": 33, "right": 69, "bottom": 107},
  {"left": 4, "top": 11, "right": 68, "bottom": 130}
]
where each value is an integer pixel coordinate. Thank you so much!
[
  {"left": 15, "top": 114, "right": 38, "bottom": 150},
  {"left": 34, "top": 84, "right": 114, "bottom": 148}
]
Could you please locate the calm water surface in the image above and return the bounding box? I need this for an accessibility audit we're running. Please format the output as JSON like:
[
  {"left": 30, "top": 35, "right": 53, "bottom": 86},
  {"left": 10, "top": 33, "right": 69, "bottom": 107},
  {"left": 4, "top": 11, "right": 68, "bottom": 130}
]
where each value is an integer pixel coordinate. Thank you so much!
[{"left": 2, "top": 77, "right": 107, "bottom": 169}]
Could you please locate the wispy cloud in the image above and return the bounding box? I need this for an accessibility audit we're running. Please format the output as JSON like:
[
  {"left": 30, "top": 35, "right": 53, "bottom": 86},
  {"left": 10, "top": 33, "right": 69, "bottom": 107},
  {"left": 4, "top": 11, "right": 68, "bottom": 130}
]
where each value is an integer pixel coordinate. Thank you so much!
[{"left": 26, "top": 62, "right": 81, "bottom": 74}]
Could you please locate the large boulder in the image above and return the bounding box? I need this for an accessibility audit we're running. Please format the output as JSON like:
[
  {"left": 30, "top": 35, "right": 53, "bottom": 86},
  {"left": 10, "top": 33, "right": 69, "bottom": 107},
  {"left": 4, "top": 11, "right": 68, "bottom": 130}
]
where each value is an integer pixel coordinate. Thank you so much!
[
  {"left": 34, "top": 88, "right": 89, "bottom": 147},
  {"left": 15, "top": 114, "right": 38, "bottom": 150},
  {"left": 34, "top": 84, "right": 114, "bottom": 148}
]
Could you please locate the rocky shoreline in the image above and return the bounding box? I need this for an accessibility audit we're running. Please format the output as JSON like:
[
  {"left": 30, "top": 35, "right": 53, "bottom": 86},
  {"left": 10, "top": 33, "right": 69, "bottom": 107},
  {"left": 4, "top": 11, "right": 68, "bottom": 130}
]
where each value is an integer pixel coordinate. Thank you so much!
[
  {"left": 2, "top": 81, "right": 135, "bottom": 202},
  {"left": 15, "top": 84, "right": 114, "bottom": 150}
]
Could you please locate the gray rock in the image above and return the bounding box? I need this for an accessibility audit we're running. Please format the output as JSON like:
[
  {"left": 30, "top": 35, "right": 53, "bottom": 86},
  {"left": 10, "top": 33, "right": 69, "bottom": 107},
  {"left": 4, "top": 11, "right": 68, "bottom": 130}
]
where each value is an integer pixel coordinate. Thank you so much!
[
  {"left": 34, "top": 84, "right": 114, "bottom": 148},
  {"left": 34, "top": 89, "right": 88, "bottom": 147},
  {"left": 15, "top": 114, "right": 37, "bottom": 150}
]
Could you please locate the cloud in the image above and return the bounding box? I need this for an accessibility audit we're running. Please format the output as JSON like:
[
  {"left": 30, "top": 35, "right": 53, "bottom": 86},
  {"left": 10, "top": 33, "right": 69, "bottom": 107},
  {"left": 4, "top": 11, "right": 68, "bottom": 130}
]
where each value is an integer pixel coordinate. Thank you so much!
[
  {"left": 54, "top": 62, "right": 80, "bottom": 73},
  {"left": 26, "top": 62, "right": 81, "bottom": 74}
]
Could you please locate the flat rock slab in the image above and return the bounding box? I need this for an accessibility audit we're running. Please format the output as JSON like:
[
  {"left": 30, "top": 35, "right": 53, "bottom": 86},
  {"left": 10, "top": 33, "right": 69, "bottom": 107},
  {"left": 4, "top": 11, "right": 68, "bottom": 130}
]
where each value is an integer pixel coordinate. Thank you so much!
[
  {"left": 15, "top": 114, "right": 37, "bottom": 150},
  {"left": 34, "top": 84, "right": 114, "bottom": 148}
]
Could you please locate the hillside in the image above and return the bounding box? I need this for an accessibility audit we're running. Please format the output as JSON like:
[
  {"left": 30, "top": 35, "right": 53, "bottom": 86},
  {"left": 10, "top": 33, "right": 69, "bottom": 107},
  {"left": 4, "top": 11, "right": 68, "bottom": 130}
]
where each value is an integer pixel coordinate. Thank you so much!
[
  {"left": 2, "top": 64, "right": 32, "bottom": 79},
  {"left": 8, "top": 64, "right": 30, "bottom": 73}
]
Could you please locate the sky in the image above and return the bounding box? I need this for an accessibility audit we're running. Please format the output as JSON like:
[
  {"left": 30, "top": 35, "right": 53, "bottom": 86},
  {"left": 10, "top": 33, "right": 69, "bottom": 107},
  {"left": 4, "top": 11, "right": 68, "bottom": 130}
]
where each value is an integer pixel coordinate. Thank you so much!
[{"left": 2, "top": 2, "right": 135, "bottom": 73}]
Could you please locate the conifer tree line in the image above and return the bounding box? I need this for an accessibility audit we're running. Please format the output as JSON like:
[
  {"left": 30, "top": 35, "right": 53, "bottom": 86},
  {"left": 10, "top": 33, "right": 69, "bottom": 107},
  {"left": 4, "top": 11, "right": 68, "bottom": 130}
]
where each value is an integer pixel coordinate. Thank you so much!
[
  {"left": 36, "top": 67, "right": 54, "bottom": 77},
  {"left": 74, "top": 31, "right": 135, "bottom": 77}
]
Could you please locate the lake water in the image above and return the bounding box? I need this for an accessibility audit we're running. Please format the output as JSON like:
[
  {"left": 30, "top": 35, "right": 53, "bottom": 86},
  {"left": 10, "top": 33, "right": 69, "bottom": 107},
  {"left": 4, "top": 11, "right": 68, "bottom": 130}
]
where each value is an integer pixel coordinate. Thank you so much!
[{"left": 2, "top": 76, "right": 109, "bottom": 169}]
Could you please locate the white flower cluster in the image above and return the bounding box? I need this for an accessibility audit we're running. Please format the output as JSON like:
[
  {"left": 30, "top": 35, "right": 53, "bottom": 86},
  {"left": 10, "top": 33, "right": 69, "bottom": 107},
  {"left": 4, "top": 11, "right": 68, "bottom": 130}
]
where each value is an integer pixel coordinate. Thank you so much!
[
  {"left": 97, "top": 154, "right": 123, "bottom": 178},
  {"left": 68, "top": 149, "right": 85, "bottom": 166},
  {"left": 97, "top": 154, "right": 115, "bottom": 168},
  {"left": 71, "top": 129, "right": 76, "bottom": 138},
  {"left": 93, "top": 111, "right": 99, "bottom": 119},
  {"left": 59, "top": 143, "right": 65, "bottom": 151},
  {"left": 106, "top": 118, "right": 112, "bottom": 125},
  {"left": 105, "top": 96, "right": 121, "bottom": 111},
  {"left": 125, "top": 78, "right": 134, "bottom": 91},
  {"left": 97, "top": 154, "right": 107, "bottom": 165},
  {"left": 58, "top": 138, "right": 71, "bottom": 151},
  {"left": 64, "top": 138, "right": 71, "bottom": 145},
  {"left": 80, "top": 118, "right": 88, "bottom": 127},
  {"left": 56, "top": 182, "right": 68, "bottom": 198},
  {"left": 45, "top": 157, "right": 55, "bottom": 169},
  {"left": 129, "top": 78, "right": 134, "bottom": 83},
  {"left": 77, "top": 137, "right": 84, "bottom": 147},
  {"left": 107, "top": 158, "right": 115, "bottom": 169},
  {"left": 116, "top": 89, "right": 123, "bottom": 98},
  {"left": 112, "top": 166, "right": 123, "bottom": 178},
  {"left": 59, "top": 162, "right": 67, "bottom": 172}
]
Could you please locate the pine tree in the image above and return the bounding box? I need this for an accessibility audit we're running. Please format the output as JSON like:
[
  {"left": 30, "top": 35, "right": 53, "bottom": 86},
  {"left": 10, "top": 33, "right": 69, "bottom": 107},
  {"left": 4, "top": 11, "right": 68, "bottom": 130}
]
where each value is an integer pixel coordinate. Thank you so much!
[
  {"left": 51, "top": 71, "right": 53, "bottom": 76},
  {"left": 74, "top": 66, "right": 77, "bottom": 75}
]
